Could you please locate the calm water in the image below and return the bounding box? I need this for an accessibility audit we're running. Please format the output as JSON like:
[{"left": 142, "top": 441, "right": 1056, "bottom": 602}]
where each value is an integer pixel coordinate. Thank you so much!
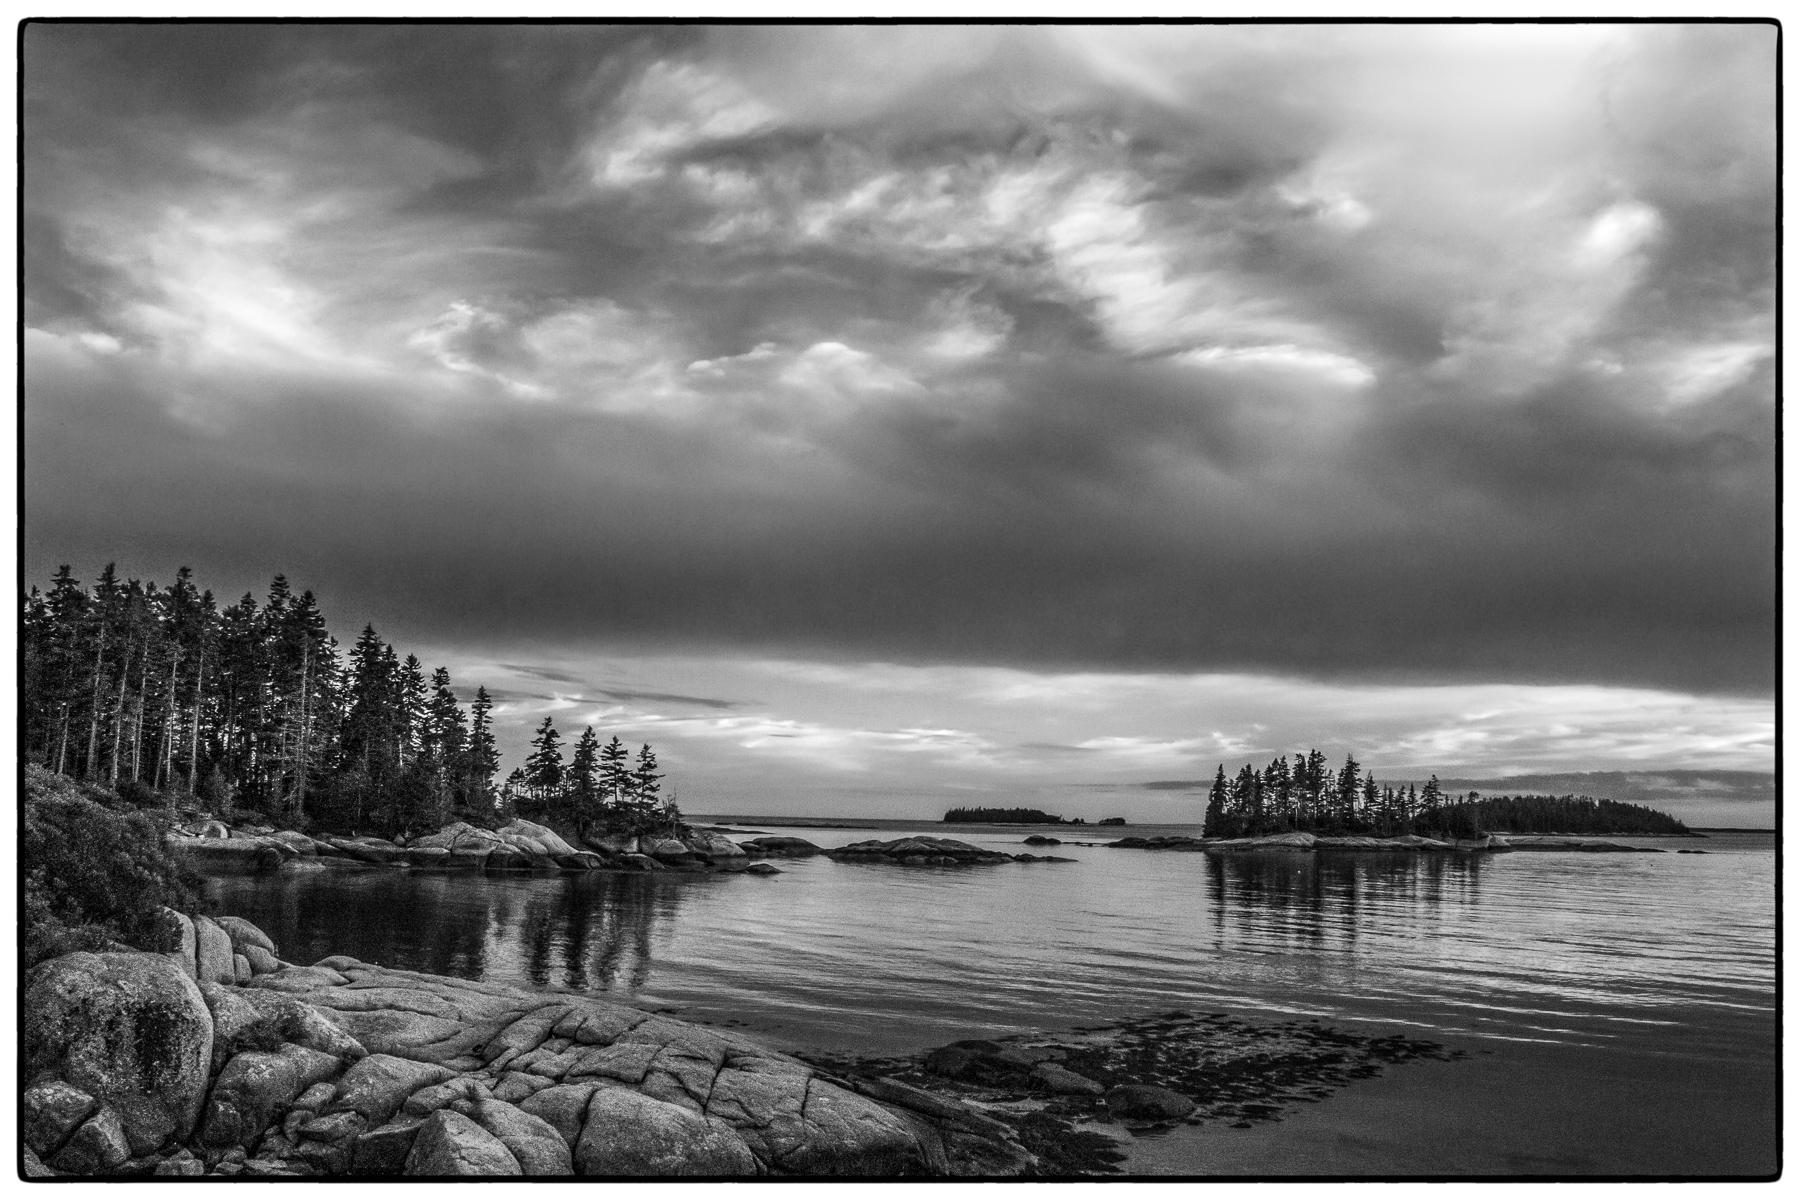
[{"left": 207, "top": 821, "right": 1778, "bottom": 1176}]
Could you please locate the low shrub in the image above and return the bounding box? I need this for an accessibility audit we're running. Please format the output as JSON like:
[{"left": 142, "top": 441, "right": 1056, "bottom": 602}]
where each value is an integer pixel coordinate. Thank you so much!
[{"left": 22, "top": 765, "right": 209, "bottom": 967}]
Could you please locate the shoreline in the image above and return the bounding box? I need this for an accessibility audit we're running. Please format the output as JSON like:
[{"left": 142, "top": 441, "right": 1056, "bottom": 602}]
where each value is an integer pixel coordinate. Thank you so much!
[
  {"left": 22, "top": 914, "right": 1037, "bottom": 1178},
  {"left": 25, "top": 907, "right": 1477, "bottom": 1179}
]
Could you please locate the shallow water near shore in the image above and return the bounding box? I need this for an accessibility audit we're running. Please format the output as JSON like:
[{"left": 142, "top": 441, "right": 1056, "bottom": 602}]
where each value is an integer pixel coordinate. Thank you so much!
[{"left": 206, "top": 821, "right": 1777, "bottom": 1177}]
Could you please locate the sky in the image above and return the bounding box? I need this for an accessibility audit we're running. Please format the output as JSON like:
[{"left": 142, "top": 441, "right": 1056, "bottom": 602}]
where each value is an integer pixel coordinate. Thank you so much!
[{"left": 20, "top": 22, "right": 1778, "bottom": 825}]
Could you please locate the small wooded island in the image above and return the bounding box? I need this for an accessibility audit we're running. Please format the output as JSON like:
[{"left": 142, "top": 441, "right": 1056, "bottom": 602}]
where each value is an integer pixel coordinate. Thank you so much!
[
  {"left": 1194, "top": 752, "right": 1693, "bottom": 841},
  {"left": 943, "top": 807, "right": 1086, "bottom": 825}
]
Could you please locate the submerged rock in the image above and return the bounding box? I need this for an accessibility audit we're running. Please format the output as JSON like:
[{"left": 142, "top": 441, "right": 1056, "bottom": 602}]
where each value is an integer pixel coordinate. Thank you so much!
[
  {"left": 738, "top": 836, "right": 827, "bottom": 858},
  {"left": 1105, "top": 1083, "right": 1196, "bottom": 1120}
]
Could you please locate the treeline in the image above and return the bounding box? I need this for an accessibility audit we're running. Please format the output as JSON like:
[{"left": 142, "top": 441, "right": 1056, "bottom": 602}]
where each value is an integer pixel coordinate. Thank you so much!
[
  {"left": 1449, "top": 794, "right": 1691, "bottom": 836},
  {"left": 20, "top": 563, "right": 676, "bottom": 841},
  {"left": 1202, "top": 751, "right": 1690, "bottom": 838},
  {"left": 943, "top": 807, "right": 1073, "bottom": 825}
]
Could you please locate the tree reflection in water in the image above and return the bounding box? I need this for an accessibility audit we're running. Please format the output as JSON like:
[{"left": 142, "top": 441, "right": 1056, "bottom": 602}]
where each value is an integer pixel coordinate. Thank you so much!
[
  {"left": 520, "top": 872, "right": 683, "bottom": 993},
  {"left": 206, "top": 868, "right": 691, "bottom": 998},
  {"left": 1207, "top": 850, "right": 1484, "bottom": 950}
]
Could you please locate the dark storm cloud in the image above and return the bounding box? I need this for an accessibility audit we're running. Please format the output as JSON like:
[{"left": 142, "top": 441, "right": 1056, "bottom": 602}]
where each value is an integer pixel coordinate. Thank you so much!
[{"left": 21, "top": 23, "right": 1776, "bottom": 702}]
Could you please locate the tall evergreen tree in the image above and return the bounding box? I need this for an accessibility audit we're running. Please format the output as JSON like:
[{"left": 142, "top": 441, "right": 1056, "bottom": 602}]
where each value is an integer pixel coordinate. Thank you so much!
[
  {"left": 524, "top": 716, "right": 564, "bottom": 811},
  {"left": 466, "top": 686, "right": 501, "bottom": 820},
  {"left": 1203, "top": 764, "right": 1229, "bottom": 837},
  {"left": 568, "top": 726, "right": 603, "bottom": 836},
  {"left": 632, "top": 744, "right": 663, "bottom": 826},
  {"left": 600, "top": 735, "right": 631, "bottom": 813}
]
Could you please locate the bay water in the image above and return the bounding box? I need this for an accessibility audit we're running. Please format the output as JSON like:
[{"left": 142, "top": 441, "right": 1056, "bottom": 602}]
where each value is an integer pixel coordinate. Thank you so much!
[{"left": 206, "top": 820, "right": 1777, "bottom": 1176}]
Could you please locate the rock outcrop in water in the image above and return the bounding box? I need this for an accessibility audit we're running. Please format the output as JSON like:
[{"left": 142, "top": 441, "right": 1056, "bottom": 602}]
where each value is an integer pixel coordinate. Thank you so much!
[
  {"left": 169, "top": 818, "right": 773, "bottom": 877},
  {"left": 807, "top": 1011, "right": 1464, "bottom": 1175},
  {"left": 828, "top": 836, "right": 1074, "bottom": 866},
  {"left": 21, "top": 914, "right": 1030, "bottom": 1178}
]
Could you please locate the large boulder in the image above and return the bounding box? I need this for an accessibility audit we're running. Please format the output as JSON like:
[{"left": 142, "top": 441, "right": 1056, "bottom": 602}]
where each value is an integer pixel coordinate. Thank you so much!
[
  {"left": 468, "top": 1097, "right": 573, "bottom": 1175},
  {"left": 162, "top": 909, "right": 197, "bottom": 980},
  {"left": 49, "top": 1105, "right": 132, "bottom": 1174},
  {"left": 191, "top": 915, "right": 236, "bottom": 985},
  {"left": 215, "top": 915, "right": 276, "bottom": 956},
  {"left": 405, "top": 1110, "right": 522, "bottom": 1176},
  {"left": 409, "top": 822, "right": 507, "bottom": 853},
  {"left": 262, "top": 830, "right": 318, "bottom": 857},
  {"left": 22, "top": 1080, "right": 98, "bottom": 1160},
  {"left": 642, "top": 836, "right": 697, "bottom": 861},
  {"left": 616, "top": 853, "right": 665, "bottom": 872},
  {"left": 200, "top": 980, "right": 367, "bottom": 1069},
  {"left": 496, "top": 819, "right": 579, "bottom": 858},
  {"left": 404, "top": 846, "right": 452, "bottom": 871},
  {"left": 322, "top": 836, "right": 406, "bottom": 865},
  {"left": 574, "top": 1088, "right": 758, "bottom": 1176},
  {"left": 23, "top": 951, "right": 215, "bottom": 1150},
  {"left": 197, "top": 1043, "right": 343, "bottom": 1150},
  {"left": 328, "top": 1053, "right": 456, "bottom": 1127},
  {"left": 685, "top": 831, "right": 747, "bottom": 859}
]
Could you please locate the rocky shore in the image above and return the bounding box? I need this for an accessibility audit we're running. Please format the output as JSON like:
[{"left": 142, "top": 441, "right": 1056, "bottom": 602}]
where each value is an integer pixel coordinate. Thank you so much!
[
  {"left": 21, "top": 913, "right": 1037, "bottom": 1178},
  {"left": 166, "top": 818, "right": 1069, "bottom": 877},
  {"left": 805, "top": 1011, "right": 1464, "bottom": 1175},
  {"left": 1105, "top": 831, "right": 1669, "bottom": 854}
]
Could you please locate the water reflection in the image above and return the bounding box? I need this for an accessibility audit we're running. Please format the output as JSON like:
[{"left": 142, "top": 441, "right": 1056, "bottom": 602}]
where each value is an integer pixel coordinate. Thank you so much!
[
  {"left": 206, "top": 868, "right": 693, "bottom": 997},
  {"left": 518, "top": 872, "right": 686, "bottom": 993},
  {"left": 1207, "top": 851, "right": 1485, "bottom": 949}
]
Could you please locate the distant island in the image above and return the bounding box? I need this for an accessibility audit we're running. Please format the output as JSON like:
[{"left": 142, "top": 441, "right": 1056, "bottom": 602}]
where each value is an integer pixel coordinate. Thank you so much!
[
  {"left": 943, "top": 807, "right": 1086, "bottom": 825},
  {"left": 1201, "top": 752, "right": 1694, "bottom": 839}
]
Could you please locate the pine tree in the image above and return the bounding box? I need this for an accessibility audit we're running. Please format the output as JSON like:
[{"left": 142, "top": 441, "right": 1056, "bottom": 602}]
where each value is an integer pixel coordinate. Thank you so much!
[
  {"left": 1203, "top": 765, "right": 1229, "bottom": 837},
  {"left": 465, "top": 686, "right": 500, "bottom": 821},
  {"left": 424, "top": 667, "right": 468, "bottom": 826},
  {"left": 600, "top": 735, "right": 631, "bottom": 817},
  {"left": 524, "top": 716, "right": 564, "bottom": 814},
  {"left": 1334, "top": 754, "right": 1361, "bottom": 831},
  {"left": 568, "top": 726, "right": 602, "bottom": 837},
  {"left": 632, "top": 744, "right": 663, "bottom": 827}
]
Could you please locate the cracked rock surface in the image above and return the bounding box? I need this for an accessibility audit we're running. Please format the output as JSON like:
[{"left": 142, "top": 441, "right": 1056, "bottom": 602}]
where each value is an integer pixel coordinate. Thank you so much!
[{"left": 22, "top": 914, "right": 1027, "bottom": 1178}]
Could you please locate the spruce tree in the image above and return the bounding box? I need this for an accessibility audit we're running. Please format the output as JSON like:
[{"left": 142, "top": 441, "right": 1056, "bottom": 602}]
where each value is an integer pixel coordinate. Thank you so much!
[
  {"left": 632, "top": 744, "right": 663, "bottom": 829},
  {"left": 1203, "top": 765, "right": 1229, "bottom": 837},
  {"left": 524, "top": 716, "right": 564, "bottom": 816},
  {"left": 569, "top": 726, "right": 602, "bottom": 836},
  {"left": 600, "top": 735, "right": 631, "bottom": 816},
  {"left": 466, "top": 686, "right": 500, "bottom": 820}
]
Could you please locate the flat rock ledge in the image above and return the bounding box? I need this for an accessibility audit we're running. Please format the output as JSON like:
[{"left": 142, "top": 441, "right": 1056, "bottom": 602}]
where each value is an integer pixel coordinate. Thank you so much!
[
  {"left": 22, "top": 916, "right": 1029, "bottom": 1178},
  {"left": 1107, "top": 831, "right": 1664, "bottom": 854},
  {"left": 168, "top": 818, "right": 789, "bottom": 877},
  {"left": 828, "top": 836, "right": 1077, "bottom": 866},
  {"left": 804, "top": 1011, "right": 1464, "bottom": 1176}
]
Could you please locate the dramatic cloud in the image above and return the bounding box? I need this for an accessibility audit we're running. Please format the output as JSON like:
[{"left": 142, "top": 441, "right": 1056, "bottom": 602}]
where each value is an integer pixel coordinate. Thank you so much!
[{"left": 21, "top": 23, "right": 1776, "bottom": 816}]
